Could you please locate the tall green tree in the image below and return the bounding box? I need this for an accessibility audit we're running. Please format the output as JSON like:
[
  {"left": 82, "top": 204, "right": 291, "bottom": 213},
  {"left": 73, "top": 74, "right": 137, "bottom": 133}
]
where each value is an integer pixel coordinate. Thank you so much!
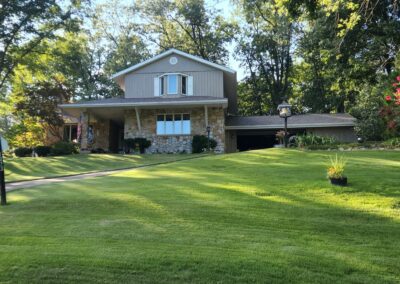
[
  {"left": 235, "top": 0, "right": 294, "bottom": 114},
  {"left": 138, "top": 0, "right": 237, "bottom": 64},
  {"left": 0, "top": 0, "right": 86, "bottom": 91}
]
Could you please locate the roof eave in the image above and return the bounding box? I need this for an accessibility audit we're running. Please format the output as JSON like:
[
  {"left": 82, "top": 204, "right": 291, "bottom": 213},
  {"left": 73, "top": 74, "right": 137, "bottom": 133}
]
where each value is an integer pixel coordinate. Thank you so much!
[
  {"left": 59, "top": 98, "right": 228, "bottom": 109},
  {"left": 225, "top": 122, "right": 355, "bottom": 130},
  {"left": 111, "top": 49, "right": 236, "bottom": 80}
]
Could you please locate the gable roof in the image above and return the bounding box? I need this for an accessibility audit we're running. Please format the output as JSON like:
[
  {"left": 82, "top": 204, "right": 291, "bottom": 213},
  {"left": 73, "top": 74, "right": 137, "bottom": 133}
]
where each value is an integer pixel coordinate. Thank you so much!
[{"left": 111, "top": 49, "right": 236, "bottom": 80}]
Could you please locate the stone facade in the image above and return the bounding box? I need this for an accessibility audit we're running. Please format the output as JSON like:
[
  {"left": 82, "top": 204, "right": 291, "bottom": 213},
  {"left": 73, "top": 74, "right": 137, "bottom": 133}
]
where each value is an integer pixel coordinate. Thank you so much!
[
  {"left": 124, "top": 107, "right": 225, "bottom": 153},
  {"left": 80, "top": 112, "right": 110, "bottom": 151}
]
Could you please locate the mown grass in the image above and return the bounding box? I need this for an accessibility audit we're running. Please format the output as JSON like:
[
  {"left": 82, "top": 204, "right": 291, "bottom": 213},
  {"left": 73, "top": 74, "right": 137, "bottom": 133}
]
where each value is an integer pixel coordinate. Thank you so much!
[
  {"left": 4, "top": 154, "right": 198, "bottom": 182},
  {"left": 0, "top": 149, "right": 399, "bottom": 283}
]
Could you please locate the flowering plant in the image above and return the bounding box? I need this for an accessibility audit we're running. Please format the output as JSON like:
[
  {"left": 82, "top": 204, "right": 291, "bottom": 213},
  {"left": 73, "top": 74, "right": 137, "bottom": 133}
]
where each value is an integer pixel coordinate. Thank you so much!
[{"left": 380, "top": 76, "right": 400, "bottom": 137}]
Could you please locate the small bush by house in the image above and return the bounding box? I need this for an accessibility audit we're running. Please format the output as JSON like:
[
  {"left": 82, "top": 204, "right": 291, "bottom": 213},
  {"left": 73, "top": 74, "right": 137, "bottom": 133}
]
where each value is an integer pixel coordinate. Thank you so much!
[
  {"left": 295, "top": 134, "right": 338, "bottom": 148},
  {"left": 124, "top": 138, "right": 151, "bottom": 154},
  {"left": 51, "top": 141, "right": 79, "bottom": 156},
  {"left": 34, "top": 146, "right": 52, "bottom": 157},
  {"left": 192, "top": 135, "right": 217, "bottom": 153},
  {"left": 14, "top": 147, "right": 33, "bottom": 157}
]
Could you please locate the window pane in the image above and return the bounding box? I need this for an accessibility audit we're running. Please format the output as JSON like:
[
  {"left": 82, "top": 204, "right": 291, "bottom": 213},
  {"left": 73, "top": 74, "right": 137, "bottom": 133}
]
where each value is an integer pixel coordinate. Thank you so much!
[
  {"left": 157, "top": 115, "right": 165, "bottom": 135},
  {"left": 182, "top": 114, "right": 190, "bottom": 134},
  {"left": 63, "top": 126, "right": 70, "bottom": 141},
  {"left": 167, "top": 75, "right": 178, "bottom": 94},
  {"left": 165, "top": 114, "right": 174, "bottom": 134},
  {"left": 71, "top": 125, "right": 78, "bottom": 141},
  {"left": 160, "top": 77, "right": 164, "bottom": 95},
  {"left": 174, "top": 114, "right": 182, "bottom": 134},
  {"left": 182, "top": 76, "right": 187, "bottom": 94}
]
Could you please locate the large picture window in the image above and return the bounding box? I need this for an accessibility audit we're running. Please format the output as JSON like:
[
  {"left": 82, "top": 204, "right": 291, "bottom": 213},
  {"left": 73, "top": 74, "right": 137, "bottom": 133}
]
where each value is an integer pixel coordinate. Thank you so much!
[{"left": 157, "top": 114, "right": 191, "bottom": 135}]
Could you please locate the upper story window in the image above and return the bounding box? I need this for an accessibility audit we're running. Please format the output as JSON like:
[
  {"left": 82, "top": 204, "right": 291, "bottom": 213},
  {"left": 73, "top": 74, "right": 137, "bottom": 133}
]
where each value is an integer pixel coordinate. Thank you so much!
[
  {"left": 155, "top": 73, "right": 192, "bottom": 96},
  {"left": 167, "top": 74, "right": 178, "bottom": 95}
]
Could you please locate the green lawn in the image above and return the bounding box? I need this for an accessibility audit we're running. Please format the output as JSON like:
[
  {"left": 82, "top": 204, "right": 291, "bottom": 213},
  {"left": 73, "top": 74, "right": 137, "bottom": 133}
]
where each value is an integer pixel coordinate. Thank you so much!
[
  {"left": 4, "top": 154, "right": 198, "bottom": 182},
  {"left": 1, "top": 149, "right": 399, "bottom": 283}
]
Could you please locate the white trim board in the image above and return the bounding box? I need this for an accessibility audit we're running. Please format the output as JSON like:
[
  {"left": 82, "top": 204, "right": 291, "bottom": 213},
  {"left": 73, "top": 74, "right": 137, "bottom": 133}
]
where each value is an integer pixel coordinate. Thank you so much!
[{"left": 111, "top": 49, "right": 236, "bottom": 80}]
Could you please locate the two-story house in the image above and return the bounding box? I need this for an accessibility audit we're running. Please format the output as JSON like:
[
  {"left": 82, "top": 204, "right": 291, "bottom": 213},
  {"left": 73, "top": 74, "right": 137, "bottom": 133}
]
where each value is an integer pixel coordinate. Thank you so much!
[{"left": 59, "top": 49, "right": 356, "bottom": 153}]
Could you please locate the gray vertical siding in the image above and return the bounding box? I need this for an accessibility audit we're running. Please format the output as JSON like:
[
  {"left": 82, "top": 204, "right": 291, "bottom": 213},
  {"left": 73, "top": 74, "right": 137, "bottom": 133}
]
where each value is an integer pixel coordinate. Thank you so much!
[{"left": 124, "top": 53, "right": 224, "bottom": 98}]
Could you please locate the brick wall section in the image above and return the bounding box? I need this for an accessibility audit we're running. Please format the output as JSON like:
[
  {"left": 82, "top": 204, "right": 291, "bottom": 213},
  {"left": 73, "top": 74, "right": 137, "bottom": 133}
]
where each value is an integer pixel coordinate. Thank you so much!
[{"left": 124, "top": 107, "right": 225, "bottom": 153}]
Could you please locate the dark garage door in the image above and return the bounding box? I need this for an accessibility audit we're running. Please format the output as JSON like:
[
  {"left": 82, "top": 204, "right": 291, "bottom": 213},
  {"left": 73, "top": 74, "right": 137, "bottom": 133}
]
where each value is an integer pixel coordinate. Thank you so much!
[{"left": 237, "top": 134, "right": 276, "bottom": 151}]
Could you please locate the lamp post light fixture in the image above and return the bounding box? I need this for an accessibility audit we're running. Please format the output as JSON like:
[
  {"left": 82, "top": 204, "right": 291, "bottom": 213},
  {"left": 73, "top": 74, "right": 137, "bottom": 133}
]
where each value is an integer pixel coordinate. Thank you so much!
[
  {"left": 277, "top": 101, "right": 292, "bottom": 148},
  {"left": 206, "top": 125, "right": 211, "bottom": 152}
]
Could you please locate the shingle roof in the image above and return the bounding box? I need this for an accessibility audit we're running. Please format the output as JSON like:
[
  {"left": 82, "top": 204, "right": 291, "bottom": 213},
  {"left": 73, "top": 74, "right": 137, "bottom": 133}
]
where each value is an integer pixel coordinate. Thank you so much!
[
  {"left": 225, "top": 113, "right": 356, "bottom": 129},
  {"left": 59, "top": 96, "right": 228, "bottom": 108}
]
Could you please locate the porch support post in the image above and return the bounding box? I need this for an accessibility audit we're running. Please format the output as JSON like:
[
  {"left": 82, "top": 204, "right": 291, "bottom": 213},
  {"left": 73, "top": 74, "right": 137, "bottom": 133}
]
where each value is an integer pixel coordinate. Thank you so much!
[
  {"left": 204, "top": 105, "right": 208, "bottom": 128},
  {"left": 135, "top": 107, "right": 141, "bottom": 132}
]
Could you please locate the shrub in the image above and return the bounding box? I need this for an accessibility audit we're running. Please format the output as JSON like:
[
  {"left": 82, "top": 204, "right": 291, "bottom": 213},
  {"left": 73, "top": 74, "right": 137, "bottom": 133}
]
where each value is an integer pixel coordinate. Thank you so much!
[
  {"left": 382, "top": 137, "right": 400, "bottom": 148},
  {"left": 14, "top": 147, "right": 32, "bottom": 157},
  {"left": 51, "top": 141, "right": 78, "bottom": 156},
  {"left": 91, "top": 148, "right": 106, "bottom": 154},
  {"left": 34, "top": 146, "right": 52, "bottom": 157},
  {"left": 327, "top": 154, "right": 347, "bottom": 179},
  {"left": 192, "top": 135, "right": 217, "bottom": 153},
  {"left": 295, "top": 134, "right": 338, "bottom": 148},
  {"left": 124, "top": 138, "right": 151, "bottom": 154},
  {"left": 124, "top": 138, "right": 136, "bottom": 153},
  {"left": 133, "top": 138, "right": 151, "bottom": 154}
]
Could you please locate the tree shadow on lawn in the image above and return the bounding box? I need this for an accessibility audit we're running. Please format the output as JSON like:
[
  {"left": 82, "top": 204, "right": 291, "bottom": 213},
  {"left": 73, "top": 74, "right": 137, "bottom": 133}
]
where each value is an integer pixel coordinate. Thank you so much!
[{"left": 3, "top": 150, "right": 400, "bottom": 282}]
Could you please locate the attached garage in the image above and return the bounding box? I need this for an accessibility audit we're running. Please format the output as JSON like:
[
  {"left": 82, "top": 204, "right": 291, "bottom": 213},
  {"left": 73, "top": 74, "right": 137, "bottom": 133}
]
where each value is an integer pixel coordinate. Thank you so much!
[{"left": 225, "top": 113, "right": 357, "bottom": 152}]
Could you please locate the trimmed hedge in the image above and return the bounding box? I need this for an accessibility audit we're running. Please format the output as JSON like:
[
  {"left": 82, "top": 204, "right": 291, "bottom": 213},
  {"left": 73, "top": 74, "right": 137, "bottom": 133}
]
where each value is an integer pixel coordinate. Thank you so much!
[
  {"left": 14, "top": 147, "right": 33, "bottom": 157},
  {"left": 50, "top": 141, "right": 79, "bottom": 156},
  {"left": 34, "top": 146, "right": 52, "bottom": 157},
  {"left": 124, "top": 138, "right": 151, "bottom": 154},
  {"left": 192, "top": 135, "right": 217, "bottom": 153}
]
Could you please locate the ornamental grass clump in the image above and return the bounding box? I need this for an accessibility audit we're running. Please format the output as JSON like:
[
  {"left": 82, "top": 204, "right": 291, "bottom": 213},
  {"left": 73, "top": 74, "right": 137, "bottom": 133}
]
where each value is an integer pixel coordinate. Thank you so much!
[{"left": 327, "top": 154, "right": 348, "bottom": 186}]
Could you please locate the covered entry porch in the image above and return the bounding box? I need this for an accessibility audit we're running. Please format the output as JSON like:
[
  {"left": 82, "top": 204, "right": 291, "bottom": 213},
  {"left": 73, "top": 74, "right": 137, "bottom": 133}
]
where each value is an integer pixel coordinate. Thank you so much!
[{"left": 59, "top": 96, "right": 228, "bottom": 153}]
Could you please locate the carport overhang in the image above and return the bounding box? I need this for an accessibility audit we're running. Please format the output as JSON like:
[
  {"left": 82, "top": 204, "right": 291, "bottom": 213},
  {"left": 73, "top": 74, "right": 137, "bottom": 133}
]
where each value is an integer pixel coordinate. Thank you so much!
[{"left": 226, "top": 122, "right": 355, "bottom": 130}]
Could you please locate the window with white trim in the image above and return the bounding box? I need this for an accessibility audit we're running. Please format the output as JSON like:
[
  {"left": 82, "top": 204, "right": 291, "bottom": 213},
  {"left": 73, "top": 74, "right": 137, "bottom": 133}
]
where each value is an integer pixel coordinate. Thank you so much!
[
  {"left": 157, "top": 74, "right": 191, "bottom": 96},
  {"left": 157, "top": 114, "right": 191, "bottom": 135}
]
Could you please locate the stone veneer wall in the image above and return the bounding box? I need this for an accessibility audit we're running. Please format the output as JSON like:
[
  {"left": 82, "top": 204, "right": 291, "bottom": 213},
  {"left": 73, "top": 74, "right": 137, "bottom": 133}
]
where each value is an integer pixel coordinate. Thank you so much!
[
  {"left": 80, "top": 112, "right": 110, "bottom": 150},
  {"left": 124, "top": 107, "right": 225, "bottom": 153}
]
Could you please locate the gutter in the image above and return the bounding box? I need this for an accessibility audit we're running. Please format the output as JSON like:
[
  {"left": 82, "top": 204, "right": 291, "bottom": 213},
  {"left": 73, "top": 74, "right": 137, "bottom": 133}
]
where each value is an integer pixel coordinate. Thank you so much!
[{"left": 59, "top": 99, "right": 228, "bottom": 109}]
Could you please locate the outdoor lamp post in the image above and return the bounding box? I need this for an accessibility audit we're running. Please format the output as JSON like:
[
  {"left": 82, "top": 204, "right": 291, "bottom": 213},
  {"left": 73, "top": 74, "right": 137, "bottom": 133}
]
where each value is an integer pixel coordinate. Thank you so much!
[
  {"left": 277, "top": 101, "right": 292, "bottom": 148},
  {"left": 206, "top": 125, "right": 211, "bottom": 152},
  {"left": 0, "top": 135, "right": 8, "bottom": 206}
]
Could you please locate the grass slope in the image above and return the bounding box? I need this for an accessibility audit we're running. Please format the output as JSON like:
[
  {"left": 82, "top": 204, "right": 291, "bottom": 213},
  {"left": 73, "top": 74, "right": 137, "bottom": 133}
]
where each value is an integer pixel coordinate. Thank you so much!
[
  {"left": 4, "top": 154, "right": 198, "bottom": 182},
  {"left": 1, "top": 149, "right": 399, "bottom": 283}
]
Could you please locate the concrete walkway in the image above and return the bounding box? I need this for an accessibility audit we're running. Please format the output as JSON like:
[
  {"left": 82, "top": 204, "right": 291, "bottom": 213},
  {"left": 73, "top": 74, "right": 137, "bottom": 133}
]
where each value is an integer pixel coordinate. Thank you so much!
[
  {"left": 6, "top": 155, "right": 205, "bottom": 192},
  {"left": 6, "top": 168, "right": 133, "bottom": 192}
]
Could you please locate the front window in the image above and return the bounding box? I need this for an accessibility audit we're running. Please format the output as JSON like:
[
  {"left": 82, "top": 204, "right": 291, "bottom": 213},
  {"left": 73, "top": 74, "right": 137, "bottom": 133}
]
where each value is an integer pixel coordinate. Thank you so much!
[
  {"left": 63, "top": 124, "right": 78, "bottom": 142},
  {"left": 157, "top": 114, "right": 191, "bottom": 135}
]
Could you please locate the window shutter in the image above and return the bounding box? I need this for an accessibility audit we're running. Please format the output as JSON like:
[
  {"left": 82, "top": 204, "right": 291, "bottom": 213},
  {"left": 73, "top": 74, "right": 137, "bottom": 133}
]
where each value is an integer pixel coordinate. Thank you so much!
[
  {"left": 154, "top": 77, "right": 160, "bottom": 96},
  {"left": 187, "top": 76, "right": 193, "bottom": 96}
]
